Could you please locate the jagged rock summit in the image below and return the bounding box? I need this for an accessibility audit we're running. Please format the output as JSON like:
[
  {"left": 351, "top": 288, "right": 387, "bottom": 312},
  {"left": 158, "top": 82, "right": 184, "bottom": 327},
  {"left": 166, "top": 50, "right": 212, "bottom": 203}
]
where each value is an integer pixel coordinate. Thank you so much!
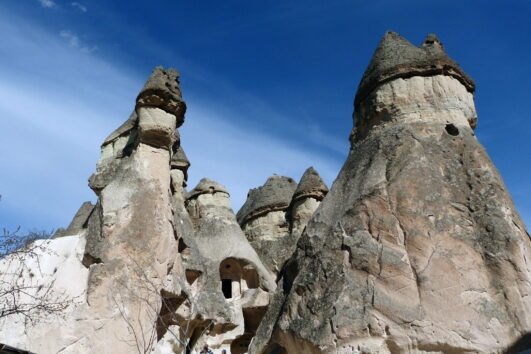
[{"left": 1, "top": 33, "right": 530, "bottom": 354}]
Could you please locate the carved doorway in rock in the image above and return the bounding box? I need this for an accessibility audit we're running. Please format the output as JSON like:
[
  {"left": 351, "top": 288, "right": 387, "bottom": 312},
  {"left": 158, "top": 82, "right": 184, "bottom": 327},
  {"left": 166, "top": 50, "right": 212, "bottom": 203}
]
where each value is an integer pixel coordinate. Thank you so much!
[{"left": 219, "top": 258, "right": 260, "bottom": 301}]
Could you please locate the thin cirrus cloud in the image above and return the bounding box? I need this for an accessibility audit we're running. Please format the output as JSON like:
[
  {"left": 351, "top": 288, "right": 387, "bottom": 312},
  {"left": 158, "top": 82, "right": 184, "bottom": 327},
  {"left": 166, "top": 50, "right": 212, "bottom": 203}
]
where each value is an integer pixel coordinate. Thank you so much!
[
  {"left": 38, "top": 0, "right": 56, "bottom": 8},
  {"left": 0, "top": 9, "right": 343, "bottom": 231},
  {"left": 71, "top": 2, "right": 87, "bottom": 12},
  {"left": 59, "top": 30, "right": 97, "bottom": 53},
  {"left": 0, "top": 11, "right": 140, "bottom": 232}
]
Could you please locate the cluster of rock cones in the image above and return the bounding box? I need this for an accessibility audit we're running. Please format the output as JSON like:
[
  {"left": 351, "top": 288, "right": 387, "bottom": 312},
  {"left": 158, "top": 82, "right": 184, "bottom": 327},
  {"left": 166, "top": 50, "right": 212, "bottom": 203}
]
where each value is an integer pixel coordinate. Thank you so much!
[{"left": 1, "top": 32, "right": 530, "bottom": 354}]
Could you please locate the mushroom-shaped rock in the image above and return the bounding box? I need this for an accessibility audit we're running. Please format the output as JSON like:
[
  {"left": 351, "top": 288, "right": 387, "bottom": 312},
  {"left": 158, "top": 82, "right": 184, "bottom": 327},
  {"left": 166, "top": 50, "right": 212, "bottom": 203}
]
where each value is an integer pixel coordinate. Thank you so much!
[
  {"left": 290, "top": 167, "right": 328, "bottom": 237},
  {"left": 352, "top": 32, "right": 478, "bottom": 142},
  {"left": 136, "top": 66, "right": 186, "bottom": 124},
  {"left": 250, "top": 33, "right": 531, "bottom": 354},
  {"left": 292, "top": 167, "right": 328, "bottom": 202},
  {"left": 237, "top": 175, "right": 297, "bottom": 226},
  {"left": 355, "top": 31, "right": 475, "bottom": 110},
  {"left": 187, "top": 178, "right": 229, "bottom": 200},
  {"left": 173, "top": 176, "right": 276, "bottom": 351},
  {"left": 237, "top": 175, "right": 298, "bottom": 275}
]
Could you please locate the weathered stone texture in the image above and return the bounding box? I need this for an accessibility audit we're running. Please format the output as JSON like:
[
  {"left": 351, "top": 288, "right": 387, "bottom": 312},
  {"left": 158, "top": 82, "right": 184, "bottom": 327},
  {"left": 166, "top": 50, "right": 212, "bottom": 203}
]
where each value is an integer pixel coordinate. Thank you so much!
[
  {"left": 239, "top": 170, "right": 328, "bottom": 276},
  {"left": 237, "top": 175, "right": 297, "bottom": 226},
  {"left": 137, "top": 107, "right": 177, "bottom": 148},
  {"left": 249, "top": 34, "right": 531, "bottom": 352},
  {"left": 136, "top": 66, "right": 186, "bottom": 124},
  {"left": 355, "top": 32, "right": 475, "bottom": 113},
  {"left": 171, "top": 145, "right": 190, "bottom": 180},
  {"left": 2, "top": 34, "right": 530, "bottom": 354}
]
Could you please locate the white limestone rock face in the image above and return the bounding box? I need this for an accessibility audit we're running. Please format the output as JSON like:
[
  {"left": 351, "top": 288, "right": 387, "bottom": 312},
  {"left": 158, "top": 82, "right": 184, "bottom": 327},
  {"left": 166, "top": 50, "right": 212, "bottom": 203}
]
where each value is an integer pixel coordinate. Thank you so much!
[
  {"left": 249, "top": 74, "right": 531, "bottom": 354},
  {"left": 0, "top": 234, "right": 89, "bottom": 352}
]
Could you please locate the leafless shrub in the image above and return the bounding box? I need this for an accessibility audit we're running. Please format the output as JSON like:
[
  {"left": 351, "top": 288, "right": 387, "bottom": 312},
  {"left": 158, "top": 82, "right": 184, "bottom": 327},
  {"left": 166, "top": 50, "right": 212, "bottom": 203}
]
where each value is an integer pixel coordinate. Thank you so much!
[{"left": 0, "top": 226, "right": 71, "bottom": 325}]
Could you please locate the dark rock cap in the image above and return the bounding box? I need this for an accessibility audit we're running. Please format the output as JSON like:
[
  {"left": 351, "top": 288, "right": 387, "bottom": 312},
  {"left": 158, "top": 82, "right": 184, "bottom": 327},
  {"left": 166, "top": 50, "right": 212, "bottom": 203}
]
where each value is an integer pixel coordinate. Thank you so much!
[
  {"left": 355, "top": 32, "right": 475, "bottom": 109},
  {"left": 292, "top": 167, "right": 328, "bottom": 202},
  {"left": 136, "top": 66, "right": 187, "bottom": 126},
  {"left": 171, "top": 146, "right": 191, "bottom": 179},
  {"left": 236, "top": 175, "right": 297, "bottom": 225},
  {"left": 187, "top": 178, "right": 229, "bottom": 200},
  {"left": 102, "top": 111, "right": 138, "bottom": 147}
]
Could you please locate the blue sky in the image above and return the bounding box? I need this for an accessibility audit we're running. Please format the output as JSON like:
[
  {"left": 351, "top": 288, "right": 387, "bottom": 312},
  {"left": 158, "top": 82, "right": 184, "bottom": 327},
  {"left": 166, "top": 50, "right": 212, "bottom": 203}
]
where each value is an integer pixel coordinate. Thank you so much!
[{"left": 0, "top": 0, "right": 530, "bottom": 232}]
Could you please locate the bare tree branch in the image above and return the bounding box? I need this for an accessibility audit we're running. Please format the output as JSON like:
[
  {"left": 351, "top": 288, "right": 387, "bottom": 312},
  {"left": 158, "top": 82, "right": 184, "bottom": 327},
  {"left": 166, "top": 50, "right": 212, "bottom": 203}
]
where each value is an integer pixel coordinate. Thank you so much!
[{"left": 0, "top": 227, "right": 72, "bottom": 326}]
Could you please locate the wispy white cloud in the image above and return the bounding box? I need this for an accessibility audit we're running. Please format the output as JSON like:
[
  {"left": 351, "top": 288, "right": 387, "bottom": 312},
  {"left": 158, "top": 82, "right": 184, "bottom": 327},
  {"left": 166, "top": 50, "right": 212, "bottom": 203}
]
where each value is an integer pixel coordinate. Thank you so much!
[
  {"left": 181, "top": 99, "right": 341, "bottom": 210},
  {"left": 0, "top": 13, "right": 139, "bottom": 231},
  {"left": 59, "top": 30, "right": 97, "bottom": 53},
  {"left": 38, "top": 0, "right": 56, "bottom": 8},
  {"left": 71, "top": 2, "right": 87, "bottom": 12},
  {"left": 0, "top": 10, "right": 343, "bottom": 231}
]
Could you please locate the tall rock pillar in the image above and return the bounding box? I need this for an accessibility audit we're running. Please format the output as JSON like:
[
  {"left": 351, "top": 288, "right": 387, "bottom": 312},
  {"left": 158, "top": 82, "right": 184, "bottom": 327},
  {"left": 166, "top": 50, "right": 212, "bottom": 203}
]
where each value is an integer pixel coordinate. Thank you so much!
[
  {"left": 81, "top": 67, "right": 186, "bottom": 352},
  {"left": 251, "top": 32, "right": 531, "bottom": 354}
]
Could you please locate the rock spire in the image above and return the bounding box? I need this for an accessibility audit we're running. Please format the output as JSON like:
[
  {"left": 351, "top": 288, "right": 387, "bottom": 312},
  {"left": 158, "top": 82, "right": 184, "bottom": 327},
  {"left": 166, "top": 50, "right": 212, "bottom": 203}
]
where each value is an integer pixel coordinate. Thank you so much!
[
  {"left": 249, "top": 32, "right": 531, "bottom": 354},
  {"left": 1, "top": 33, "right": 529, "bottom": 354}
]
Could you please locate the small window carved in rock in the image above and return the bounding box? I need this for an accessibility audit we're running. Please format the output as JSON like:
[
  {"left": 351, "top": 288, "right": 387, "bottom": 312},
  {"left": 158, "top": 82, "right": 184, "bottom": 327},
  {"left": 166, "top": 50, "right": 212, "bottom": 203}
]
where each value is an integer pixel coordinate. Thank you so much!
[
  {"left": 445, "top": 124, "right": 459, "bottom": 136},
  {"left": 222, "top": 279, "right": 232, "bottom": 299}
]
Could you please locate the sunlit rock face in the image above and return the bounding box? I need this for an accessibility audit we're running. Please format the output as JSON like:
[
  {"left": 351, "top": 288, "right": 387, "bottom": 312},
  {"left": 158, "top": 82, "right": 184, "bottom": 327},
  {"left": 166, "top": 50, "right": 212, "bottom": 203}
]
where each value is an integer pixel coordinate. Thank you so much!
[
  {"left": 0, "top": 66, "right": 275, "bottom": 354},
  {"left": 1, "top": 33, "right": 530, "bottom": 354},
  {"left": 0, "top": 234, "right": 88, "bottom": 352},
  {"left": 249, "top": 33, "right": 531, "bottom": 354}
]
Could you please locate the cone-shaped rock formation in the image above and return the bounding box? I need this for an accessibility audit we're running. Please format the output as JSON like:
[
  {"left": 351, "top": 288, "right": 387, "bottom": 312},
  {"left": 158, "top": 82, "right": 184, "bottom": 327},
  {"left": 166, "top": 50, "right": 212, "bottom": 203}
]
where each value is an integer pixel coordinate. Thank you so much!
[
  {"left": 1, "top": 32, "right": 529, "bottom": 354},
  {"left": 248, "top": 32, "right": 531, "bottom": 354}
]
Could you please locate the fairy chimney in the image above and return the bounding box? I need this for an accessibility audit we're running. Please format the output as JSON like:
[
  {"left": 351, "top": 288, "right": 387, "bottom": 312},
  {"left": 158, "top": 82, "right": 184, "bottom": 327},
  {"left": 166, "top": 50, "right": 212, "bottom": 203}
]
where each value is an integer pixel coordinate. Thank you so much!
[{"left": 249, "top": 32, "right": 531, "bottom": 354}]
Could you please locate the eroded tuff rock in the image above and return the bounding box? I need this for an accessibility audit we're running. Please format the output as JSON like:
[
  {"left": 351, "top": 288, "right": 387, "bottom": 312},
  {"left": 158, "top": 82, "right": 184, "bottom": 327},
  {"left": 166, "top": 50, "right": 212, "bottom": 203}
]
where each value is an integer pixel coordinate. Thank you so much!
[
  {"left": 249, "top": 33, "right": 531, "bottom": 354},
  {"left": 238, "top": 175, "right": 297, "bottom": 275},
  {"left": 76, "top": 66, "right": 182, "bottom": 353},
  {"left": 237, "top": 175, "right": 298, "bottom": 226},
  {"left": 171, "top": 145, "right": 191, "bottom": 181},
  {"left": 355, "top": 32, "right": 475, "bottom": 118},
  {"left": 137, "top": 66, "right": 187, "bottom": 122},
  {"left": 238, "top": 172, "right": 329, "bottom": 276},
  {"left": 0, "top": 65, "right": 280, "bottom": 354},
  {"left": 179, "top": 179, "right": 275, "bottom": 351},
  {"left": 1, "top": 33, "right": 530, "bottom": 354},
  {"left": 291, "top": 167, "right": 329, "bottom": 237}
]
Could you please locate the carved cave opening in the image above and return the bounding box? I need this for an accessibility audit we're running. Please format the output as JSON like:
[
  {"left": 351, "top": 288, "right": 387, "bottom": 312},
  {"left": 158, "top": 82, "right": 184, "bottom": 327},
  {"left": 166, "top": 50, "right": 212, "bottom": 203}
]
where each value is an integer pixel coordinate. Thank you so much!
[
  {"left": 445, "top": 123, "right": 459, "bottom": 136},
  {"left": 219, "top": 258, "right": 260, "bottom": 300},
  {"left": 222, "top": 279, "right": 232, "bottom": 299}
]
